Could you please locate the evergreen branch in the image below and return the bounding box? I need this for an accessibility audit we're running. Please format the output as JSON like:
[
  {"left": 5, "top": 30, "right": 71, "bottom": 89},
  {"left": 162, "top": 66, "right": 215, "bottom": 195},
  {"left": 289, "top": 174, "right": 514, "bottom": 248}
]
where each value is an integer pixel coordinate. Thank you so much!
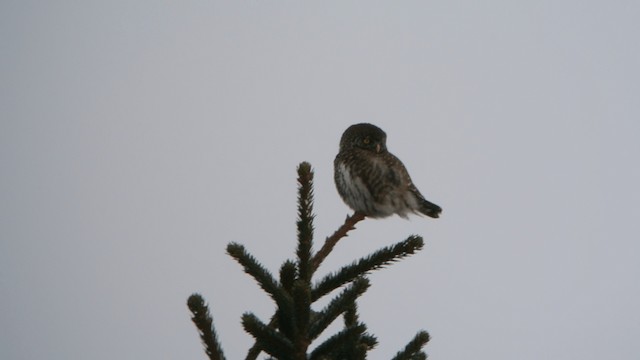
[
  {"left": 312, "top": 235, "right": 424, "bottom": 301},
  {"left": 227, "top": 243, "right": 285, "bottom": 301},
  {"left": 292, "top": 280, "right": 311, "bottom": 340},
  {"left": 311, "top": 211, "right": 366, "bottom": 271},
  {"left": 361, "top": 334, "right": 378, "bottom": 349},
  {"left": 329, "top": 329, "right": 377, "bottom": 360},
  {"left": 308, "top": 324, "right": 367, "bottom": 360},
  {"left": 275, "top": 261, "right": 299, "bottom": 340},
  {"left": 390, "top": 330, "right": 430, "bottom": 360},
  {"left": 343, "top": 302, "right": 359, "bottom": 327},
  {"left": 280, "top": 260, "right": 297, "bottom": 294},
  {"left": 228, "top": 243, "right": 295, "bottom": 338},
  {"left": 342, "top": 304, "right": 378, "bottom": 351},
  {"left": 276, "top": 307, "right": 295, "bottom": 342},
  {"left": 353, "top": 344, "right": 369, "bottom": 360},
  {"left": 244, "top": 315, "right": 278, "bottom": 360},
  {"left": 296, "top": 162, "right": 315, "bottom": 281},
  {"left": 187, "top": 294, "right": 226, "bottom": 360},
  {"left": 242, "top": 313, "right": 294, "bottom": 360},
  {"left": 309, "top": 277, "right": 370, "bottom": 340},
  {"left": 245, "top": 340, "right": 262, "bottom": 360}
]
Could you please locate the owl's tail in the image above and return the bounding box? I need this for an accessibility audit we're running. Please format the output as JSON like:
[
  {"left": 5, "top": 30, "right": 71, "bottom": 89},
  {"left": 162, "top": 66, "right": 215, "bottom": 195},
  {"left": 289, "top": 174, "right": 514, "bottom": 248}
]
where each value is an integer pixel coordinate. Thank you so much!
[{"left": 419, "top": 198, "right": 442, "bottom": 219}]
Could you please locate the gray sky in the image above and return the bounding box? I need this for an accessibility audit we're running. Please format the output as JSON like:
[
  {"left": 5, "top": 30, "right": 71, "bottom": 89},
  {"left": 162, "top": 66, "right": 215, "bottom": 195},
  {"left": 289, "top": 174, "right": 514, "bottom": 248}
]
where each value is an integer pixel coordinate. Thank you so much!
[{"left": 2, "top": 1, "right": 639, "bottom": 359}]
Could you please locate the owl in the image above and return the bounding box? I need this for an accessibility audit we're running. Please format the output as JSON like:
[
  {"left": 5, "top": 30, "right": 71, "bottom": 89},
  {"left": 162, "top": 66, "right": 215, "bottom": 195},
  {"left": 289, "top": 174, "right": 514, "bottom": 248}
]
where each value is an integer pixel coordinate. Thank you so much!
[{"left": 334, "top": 123, "right": 442, "bottom": 219}]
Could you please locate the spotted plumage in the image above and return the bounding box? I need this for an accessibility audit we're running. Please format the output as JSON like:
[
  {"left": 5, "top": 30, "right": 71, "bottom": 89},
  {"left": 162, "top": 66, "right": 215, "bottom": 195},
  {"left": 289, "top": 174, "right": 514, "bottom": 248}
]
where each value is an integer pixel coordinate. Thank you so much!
[{"left": 334, "top": 123, "right": 442, "bottom": 219}]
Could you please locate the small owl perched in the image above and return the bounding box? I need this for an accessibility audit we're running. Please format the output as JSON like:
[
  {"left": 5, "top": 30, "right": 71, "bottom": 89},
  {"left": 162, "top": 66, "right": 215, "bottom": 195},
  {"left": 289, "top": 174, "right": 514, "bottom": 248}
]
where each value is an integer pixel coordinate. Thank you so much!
[{"left": 334, "top": 123, "right": 442, "bottom": 219}]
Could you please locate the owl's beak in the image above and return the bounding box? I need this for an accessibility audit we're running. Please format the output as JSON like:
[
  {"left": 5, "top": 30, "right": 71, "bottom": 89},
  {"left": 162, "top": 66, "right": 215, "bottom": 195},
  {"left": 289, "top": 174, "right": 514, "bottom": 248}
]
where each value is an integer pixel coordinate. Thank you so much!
[{"left": 376, "top": 144, "right": 381, "bottom": 153}]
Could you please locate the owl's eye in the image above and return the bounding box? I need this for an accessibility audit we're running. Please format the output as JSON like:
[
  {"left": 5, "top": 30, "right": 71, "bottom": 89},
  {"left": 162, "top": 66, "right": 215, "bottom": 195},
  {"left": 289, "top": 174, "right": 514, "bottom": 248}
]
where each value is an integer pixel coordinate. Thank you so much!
[{"left": 363, "top": 137, "right": 371, "bottom": 145}]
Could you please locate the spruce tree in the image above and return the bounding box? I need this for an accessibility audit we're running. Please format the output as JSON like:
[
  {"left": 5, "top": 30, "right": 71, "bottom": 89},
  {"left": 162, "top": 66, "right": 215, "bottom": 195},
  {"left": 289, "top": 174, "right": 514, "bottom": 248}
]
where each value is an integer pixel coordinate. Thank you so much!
[{"left": 188, "top": 162, "right": 430, "bottom": 359}]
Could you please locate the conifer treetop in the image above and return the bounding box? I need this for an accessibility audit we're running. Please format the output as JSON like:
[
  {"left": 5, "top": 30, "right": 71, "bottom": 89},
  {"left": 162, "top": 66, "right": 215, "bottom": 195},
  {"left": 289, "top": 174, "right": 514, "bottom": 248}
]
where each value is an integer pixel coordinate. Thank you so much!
[{"left": 188, "top": 162, "right": 431, "bottom": 360}]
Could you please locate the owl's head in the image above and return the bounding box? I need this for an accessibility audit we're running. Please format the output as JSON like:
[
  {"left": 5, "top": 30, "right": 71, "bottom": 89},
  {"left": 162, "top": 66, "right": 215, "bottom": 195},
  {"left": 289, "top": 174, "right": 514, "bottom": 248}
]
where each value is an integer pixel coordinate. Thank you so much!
[{"left": 339, "top": 123, "right": 387, "bottom": 153}]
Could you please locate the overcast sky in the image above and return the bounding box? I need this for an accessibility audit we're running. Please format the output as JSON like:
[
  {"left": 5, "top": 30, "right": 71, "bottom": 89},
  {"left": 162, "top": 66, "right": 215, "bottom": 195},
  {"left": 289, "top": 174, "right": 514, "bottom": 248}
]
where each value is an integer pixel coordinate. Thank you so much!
[{"left": 2, "top": 1, "right": 640, "bottom": 359}]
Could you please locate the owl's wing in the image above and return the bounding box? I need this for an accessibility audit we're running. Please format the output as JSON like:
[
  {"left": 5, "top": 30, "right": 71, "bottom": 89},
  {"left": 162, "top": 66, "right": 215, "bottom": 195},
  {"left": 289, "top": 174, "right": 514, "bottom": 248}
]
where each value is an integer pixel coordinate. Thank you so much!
[
  {"left": 362, "top": 152, "right": 405, "bottom": 202},
  {"left": 390, "top": 154, "right": 442, "bottom": 218}
]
